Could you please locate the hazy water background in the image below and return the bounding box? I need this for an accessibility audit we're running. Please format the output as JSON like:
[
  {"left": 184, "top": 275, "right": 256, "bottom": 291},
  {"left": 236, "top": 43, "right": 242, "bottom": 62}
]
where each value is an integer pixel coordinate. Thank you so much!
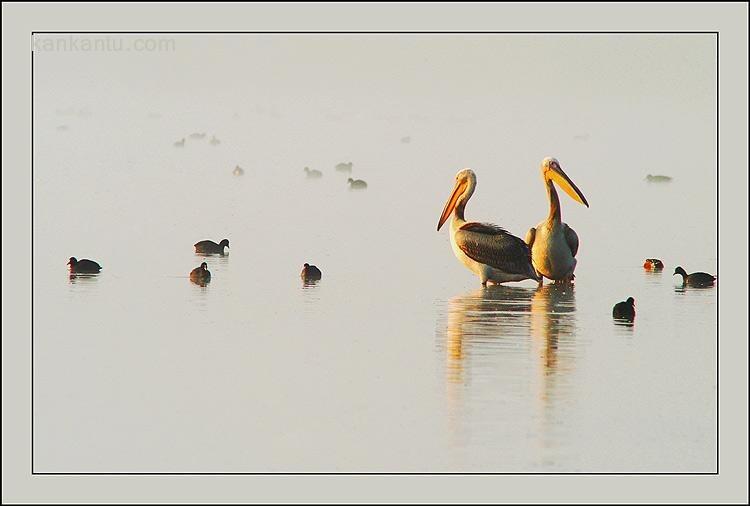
[{"left": 33, "top": 34, "right": 717, "bottom": 472}]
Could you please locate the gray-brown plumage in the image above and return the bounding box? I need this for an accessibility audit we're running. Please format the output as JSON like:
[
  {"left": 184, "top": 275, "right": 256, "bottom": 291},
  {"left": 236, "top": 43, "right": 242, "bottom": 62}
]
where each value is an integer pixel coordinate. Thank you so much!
[
  {"left": 674, "top": 266, "right": 716, "bottom": 287},
  {"left": 190, "top": 262, "right": 211, "bottom": 284},
  {"left": 194, "top": 239, "right": 229, "bottom": 255},
  {"left": 455, "top": 223, "right": 538, "bottom": 282},
  {"left": 335, "top": 162, "right": 353, "bottom": 173},
  {"left": 347, "top": 178, "right": 367, "bottom": 190}
]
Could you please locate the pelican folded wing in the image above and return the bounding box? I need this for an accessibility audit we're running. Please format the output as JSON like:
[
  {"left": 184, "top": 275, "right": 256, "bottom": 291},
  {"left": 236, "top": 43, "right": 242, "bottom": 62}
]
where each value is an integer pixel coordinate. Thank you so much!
[{"left": 456, "top": 222, "right": 535, "bottom": 276}]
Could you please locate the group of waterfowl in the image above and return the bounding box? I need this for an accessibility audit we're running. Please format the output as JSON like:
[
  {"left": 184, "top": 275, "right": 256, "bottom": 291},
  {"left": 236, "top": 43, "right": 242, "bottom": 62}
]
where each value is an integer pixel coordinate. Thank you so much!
[
  {"left": 303, "top": 162, "right": 368, "bottom": 189},
  {"left": 436, "top": 157, "right": 715, "bottom": 326},
  {"left": 612, "top": 261, "right": 716, "bottom": 322},
  {"left": 68, "top": 154, "right": 712, "bottom": 327},
  {"left": 190, "top": 239, "right": 323, "bottom": 285},
  {"left": 186, "top": 238, "right": 322, "bottom": 286},
  {"left": 69, "top": 237, "right": 322, "bottom": 287}
]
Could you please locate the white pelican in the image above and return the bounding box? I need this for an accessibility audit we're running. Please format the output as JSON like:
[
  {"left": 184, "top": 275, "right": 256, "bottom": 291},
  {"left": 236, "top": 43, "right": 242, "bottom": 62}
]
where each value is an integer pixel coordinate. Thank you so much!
[
  {"left": 525, "top": 157, "right": 589, "bottom": 284},
  {"left": 438, "top": 169, "right": 539, "bottom": 285}
]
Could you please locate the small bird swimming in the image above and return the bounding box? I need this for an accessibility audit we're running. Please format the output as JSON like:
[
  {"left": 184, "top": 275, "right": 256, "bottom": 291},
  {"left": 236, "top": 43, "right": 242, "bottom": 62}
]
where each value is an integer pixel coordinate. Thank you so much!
[
  {"left": 304, "top": 167, "right": 323, "bottom": 179},
  {"left": 173, "top": 138, "right": 185, "bottom": 147},
  {"left": 209, "top": 135, "right": 220, "bottom": 146},
  {"left": 645, "top": 174, "right": 672, "bottom": 182},
  {"left": 335, "top": 162, "right": 353, "bottom": 173},
  {"left": 673, "top": 266, "right": 716, "bottom": 287},
  {"left": 612, "top": 297, "right": 636, "bottom": 320},
  {"left": 233, "top": 165, "right": 245, "bottom": 176},
  {"left": 347, "top": 178, "right": 367, "bottom": 190},
  {"left": 194, "top": 239, "right": 230, "bottom": 255},
  {"left": 190, "top": 262, "right": 211, "bottom": 284},
  {"left": 643, "top": 258, "right": 665, "bottom": 271},
  {"left": 67, "top": 257, "right": 102, "bottom": 274},
  {"left": 300, "top": 263, "right": 322, "bottom": 281}
]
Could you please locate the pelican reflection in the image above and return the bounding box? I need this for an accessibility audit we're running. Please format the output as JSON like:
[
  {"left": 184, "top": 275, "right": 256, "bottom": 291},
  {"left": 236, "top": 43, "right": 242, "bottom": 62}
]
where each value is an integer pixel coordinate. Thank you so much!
[
  {"left": 529, "top": 284, "right": 579, "bottom": 464},
  {"left": 529, "top": 284, "right": 577, "bottom": 386},
  {"left": 443, "top": 285, "right": 536, "bottom": 384}
]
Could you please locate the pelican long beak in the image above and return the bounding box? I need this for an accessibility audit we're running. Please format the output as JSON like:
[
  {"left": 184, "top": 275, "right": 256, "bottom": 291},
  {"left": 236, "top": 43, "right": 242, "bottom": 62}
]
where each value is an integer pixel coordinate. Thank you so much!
[
  {"left": 438, "top": 180, "right": 467, "bottom": 231},
  {"left": 549, "top": 165, "right": 589, "bottom": 207}
]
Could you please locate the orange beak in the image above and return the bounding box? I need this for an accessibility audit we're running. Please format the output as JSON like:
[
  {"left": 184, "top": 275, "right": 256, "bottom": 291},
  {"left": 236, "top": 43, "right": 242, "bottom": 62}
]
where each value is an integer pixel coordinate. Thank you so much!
[
  {"left": 548, "top": 164, "right": 589, "bottom": 207},
  {"left": 437, "top": 180, "right": 467, "bottom": 231}
]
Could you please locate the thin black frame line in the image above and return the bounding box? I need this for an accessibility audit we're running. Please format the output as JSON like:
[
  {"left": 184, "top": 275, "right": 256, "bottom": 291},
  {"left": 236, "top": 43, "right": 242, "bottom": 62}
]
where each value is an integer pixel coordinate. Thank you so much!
[
  {"left": 715, "top": 31, "right": 719, "bottom": 475},
  {"left": 30, "top": 472, "right": 720, "bottom": 476},
  {"left": 31, "top": 30, "right": 719, "bottom": 35},
  {"left": 30, "top": 29, "right": 721, "bottom": 477},
  {"left": 31, "top": 46, "right": 35, "bottom": 476}
]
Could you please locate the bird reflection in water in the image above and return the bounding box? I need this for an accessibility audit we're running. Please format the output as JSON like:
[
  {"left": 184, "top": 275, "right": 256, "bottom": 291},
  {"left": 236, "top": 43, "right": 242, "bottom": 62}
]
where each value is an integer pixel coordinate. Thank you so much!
[
  {"left": 301, "top": 278, "right": 320, "bottom": 289},
  {"left": 442, "top": 285, "right": 535, "bottom": 448},
  {"left": 529, "top": 284, "right": 577, "bottom": 395},
  {"left": 442, "top": 283, "right": 578, "bottom": 457},
  {"left": 444, "top": 285, "right": 535, "bottom": 384},
  {"left": 529, "top": 284, "right": 578, "bottom": 464},
  {"left": 68, "top": 273, "right": 99, "bottom": 284}
]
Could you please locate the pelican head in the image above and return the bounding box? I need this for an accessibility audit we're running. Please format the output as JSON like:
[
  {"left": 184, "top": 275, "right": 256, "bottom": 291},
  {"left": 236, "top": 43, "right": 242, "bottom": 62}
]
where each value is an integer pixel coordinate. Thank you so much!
[
  {"left": 437, "top": 168, "right": 476, "bottom": 231},
  {"left": 542, "top": 157, "right": 589, "bottom": 207}
]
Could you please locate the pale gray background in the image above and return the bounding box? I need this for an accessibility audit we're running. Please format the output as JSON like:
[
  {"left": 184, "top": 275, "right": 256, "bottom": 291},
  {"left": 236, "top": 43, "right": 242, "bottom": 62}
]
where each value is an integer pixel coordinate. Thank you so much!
[{"left": 2, "top": 2, "right": 747, "bottom": 503}]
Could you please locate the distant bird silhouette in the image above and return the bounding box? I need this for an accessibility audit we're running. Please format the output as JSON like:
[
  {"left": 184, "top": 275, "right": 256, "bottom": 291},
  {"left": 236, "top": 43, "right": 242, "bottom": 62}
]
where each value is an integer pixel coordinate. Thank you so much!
[
  {"left": 400, "top": 136, "right": 411, "bottom": 144},
  {"left": 673, "top": 266, "right": 716, "bottom": 287},
  {"left": 189, "top": 132, "right": 206, "bottom": 139},
  {"left": 612, "top": 297, "right": 636, "bottom": 320},
  {"left": 335, "top": 162, "right": 353, "bottom": 173},
  {"left": 645, "top": 174, "right": 672, "bottom": 182},
  {"left": 194, "top": 239, "right": 230, "bottom": 255},
  {"left": 209, "top": 135, "right": 220, "bottom": 146},
  {"left": 643, "top": 258, "right": 665, "bottom": 271},
  {"left": 300, "top": 263, "right": 322, "bottom": 281},
  {"left": 67, "top": 257, "right": 102, "bottom": 274},
  {"left": 233, "top": 165, "right": 245, "bottom": 176},
  {"left": 173, "top": 138, "right": 185, "bottom": 147},
  {"left": 190, "top": 262, "right": 211, "bottom": 284},
  {"left": 347, "top": 178, "right": 367, "bottom": 190},
  {"left": 304, "top": 167, "right": 323, "bottom": 179}
]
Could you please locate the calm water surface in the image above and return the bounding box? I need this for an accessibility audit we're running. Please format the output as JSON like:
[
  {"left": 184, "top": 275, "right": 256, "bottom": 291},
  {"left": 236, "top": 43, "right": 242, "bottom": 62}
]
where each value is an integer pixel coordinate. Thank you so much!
[{"left": 32, "top": 35, "right": 717, "bottom": 472}]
